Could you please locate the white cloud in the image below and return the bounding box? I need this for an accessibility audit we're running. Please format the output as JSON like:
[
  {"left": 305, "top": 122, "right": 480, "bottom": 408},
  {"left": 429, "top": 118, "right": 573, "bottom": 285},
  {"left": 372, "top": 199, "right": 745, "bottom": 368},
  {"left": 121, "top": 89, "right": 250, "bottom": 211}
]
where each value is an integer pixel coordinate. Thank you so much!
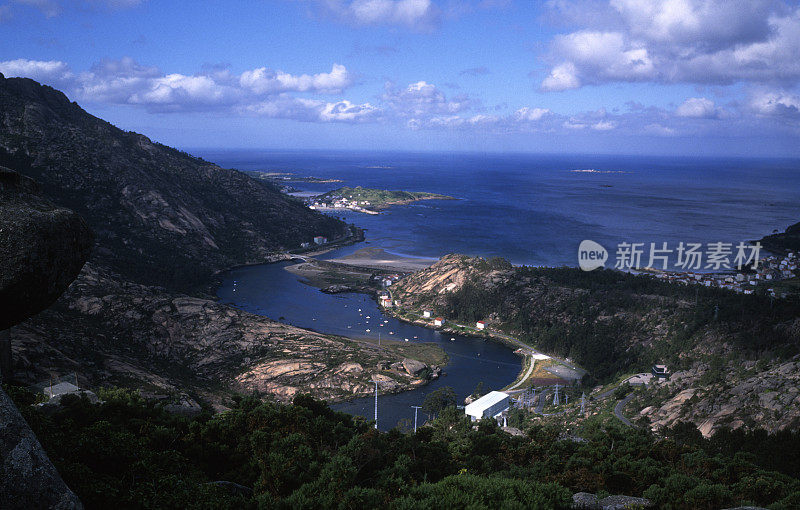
[
  {"left": 0, "top": 57, "right": 369, "bottom": 120},
  {"left": 591, "top": 119, "right": 616, "bottom": 130},
  {"left": 749, "top": 89, "right": 800, "bottom": 118},
  {"left": 243, "top": 96, "right": 380, "bottom": 123},
  {"left": 541, "top": 1, "right": 800, "bottom": 89},
  {"left": 644, "top": 123, "right": 678, "bottom": 136},
  {"left": 675, "top": 97, "right": 723, "bottom": 118},
  {"left": 541, "top": 62, "right": 581, "bottom": 91},
  {"left": 514, "top": 107, "right": 552, "bottom": 121},
  {"left": 239, "top": 64, "right": 352, "bottom": 95},
  {"left": 383, "top": 80, "right": 473, "bottom": 117}
]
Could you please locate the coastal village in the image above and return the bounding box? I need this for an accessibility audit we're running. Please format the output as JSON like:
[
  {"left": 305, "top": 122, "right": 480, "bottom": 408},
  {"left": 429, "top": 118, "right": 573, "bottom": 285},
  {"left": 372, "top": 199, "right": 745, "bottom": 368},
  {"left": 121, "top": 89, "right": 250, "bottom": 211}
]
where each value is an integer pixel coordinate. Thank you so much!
[
  {"left": 307, "top": 195, "right": 380, "bottom": 215},
  {"left": 641, "top": 251, "right": 797, "bottom": 297}
]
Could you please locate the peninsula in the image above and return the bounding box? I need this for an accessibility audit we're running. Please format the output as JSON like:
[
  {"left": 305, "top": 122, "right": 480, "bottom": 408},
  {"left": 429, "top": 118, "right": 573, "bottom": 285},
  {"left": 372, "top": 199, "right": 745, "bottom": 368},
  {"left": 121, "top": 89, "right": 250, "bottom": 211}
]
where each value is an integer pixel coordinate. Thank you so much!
[{"left": 309, "top": 186, "right": 455, "bottom": 214}]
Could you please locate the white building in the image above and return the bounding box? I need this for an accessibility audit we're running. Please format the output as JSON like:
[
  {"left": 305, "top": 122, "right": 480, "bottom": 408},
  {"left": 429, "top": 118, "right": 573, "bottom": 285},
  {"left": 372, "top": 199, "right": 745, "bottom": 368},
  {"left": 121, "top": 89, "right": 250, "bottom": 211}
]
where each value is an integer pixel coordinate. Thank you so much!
[
  {"left": 434, "top": 317, "right": 445, "bottom": 327},
  {"left": 476, "top": 321, "right": 486, "bottom": 330},
  {"left": 380, "top": 298, "right": 392, "bottom": 307},
  {"left": 313, "top": 236, "right": 327, "bottom": 245},
  {"left": 464, "top": 391, "right": 510, "bottom": 422},
  {"left": 423, "top": 310, "right": 432, "bottom": 318}
]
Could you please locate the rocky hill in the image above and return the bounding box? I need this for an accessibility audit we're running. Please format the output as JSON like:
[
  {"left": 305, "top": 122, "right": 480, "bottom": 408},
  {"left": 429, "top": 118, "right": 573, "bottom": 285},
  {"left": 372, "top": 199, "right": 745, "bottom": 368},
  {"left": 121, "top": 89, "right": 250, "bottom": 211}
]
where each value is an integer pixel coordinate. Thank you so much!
[
  {"left": 0, "top": 73, "right": 348, "bottom": 290},
  {"left": 391, "top": 254, "right": 800, "bottom": 435},
  {"left": 1, "top": 75, "right": 433, "bottom": 406}
]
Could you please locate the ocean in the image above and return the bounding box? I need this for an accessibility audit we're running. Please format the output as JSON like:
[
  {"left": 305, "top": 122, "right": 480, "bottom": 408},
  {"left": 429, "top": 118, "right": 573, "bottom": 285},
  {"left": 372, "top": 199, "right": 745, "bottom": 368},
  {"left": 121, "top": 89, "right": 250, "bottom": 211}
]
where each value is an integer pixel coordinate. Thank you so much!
[
  {"left": 208, "top": 149, "right": 799, "bottom": 428},
  {"left": 197, "top": 150, "right": 800, "bottom": 268}
]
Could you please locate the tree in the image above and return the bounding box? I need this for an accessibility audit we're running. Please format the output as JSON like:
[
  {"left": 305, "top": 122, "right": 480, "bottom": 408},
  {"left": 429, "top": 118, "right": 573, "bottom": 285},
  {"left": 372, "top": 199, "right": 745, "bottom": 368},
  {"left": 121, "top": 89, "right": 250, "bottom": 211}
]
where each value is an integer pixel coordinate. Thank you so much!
[{"left": 422, "top": 386, "right": 457, "bottom": 419}]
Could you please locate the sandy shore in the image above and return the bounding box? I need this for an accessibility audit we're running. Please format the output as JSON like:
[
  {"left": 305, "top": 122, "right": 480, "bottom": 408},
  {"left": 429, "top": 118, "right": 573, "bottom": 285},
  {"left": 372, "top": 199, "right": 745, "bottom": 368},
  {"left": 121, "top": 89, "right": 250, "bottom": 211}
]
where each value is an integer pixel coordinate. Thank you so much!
[{"left": 328, "top": 248, "right": 437, "bottom": 272}]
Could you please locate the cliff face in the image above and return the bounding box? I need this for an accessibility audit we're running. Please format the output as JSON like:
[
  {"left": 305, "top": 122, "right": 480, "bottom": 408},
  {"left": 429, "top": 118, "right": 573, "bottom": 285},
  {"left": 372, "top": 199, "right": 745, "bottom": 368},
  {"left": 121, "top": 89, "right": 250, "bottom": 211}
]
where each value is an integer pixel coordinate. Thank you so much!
[
  {"left": 0, "top": 166, "right": 88, "bottom": 509},
  {"left": 392, "top": 255, "right": 800, "bottom": 435},
  {"left": 0, "top": 73, "right": 348, "bottom": 291}
]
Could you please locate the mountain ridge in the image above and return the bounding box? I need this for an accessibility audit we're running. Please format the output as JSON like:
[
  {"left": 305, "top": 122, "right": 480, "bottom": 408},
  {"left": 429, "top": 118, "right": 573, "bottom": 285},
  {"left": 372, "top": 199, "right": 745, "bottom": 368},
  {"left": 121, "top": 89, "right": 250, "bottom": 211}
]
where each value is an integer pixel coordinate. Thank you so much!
[{"left": 0, "top": 72, "right": 349, "bottom": 291}]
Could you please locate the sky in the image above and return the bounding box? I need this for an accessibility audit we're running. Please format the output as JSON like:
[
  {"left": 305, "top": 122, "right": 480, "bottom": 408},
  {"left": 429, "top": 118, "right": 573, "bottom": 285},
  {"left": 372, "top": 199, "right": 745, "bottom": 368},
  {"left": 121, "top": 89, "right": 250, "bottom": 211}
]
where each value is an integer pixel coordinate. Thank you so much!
[{"left": 1, "top": 0, "right": 799, "bottom": 156}]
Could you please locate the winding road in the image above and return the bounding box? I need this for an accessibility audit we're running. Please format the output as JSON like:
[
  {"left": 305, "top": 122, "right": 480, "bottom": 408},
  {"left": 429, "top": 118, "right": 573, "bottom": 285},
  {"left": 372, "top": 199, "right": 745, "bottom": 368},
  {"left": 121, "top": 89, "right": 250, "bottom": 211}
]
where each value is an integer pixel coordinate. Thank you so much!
[{"left": 613, "top": 393, "right": 635, "bottom": 427}]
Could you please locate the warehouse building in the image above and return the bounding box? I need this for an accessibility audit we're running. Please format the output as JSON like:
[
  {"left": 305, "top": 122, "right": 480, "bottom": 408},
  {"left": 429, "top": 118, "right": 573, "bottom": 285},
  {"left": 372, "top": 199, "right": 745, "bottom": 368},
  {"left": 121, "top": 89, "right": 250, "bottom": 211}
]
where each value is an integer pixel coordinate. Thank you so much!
[{"left": 464, "top": 391, "right": 510, "bottom": 422}]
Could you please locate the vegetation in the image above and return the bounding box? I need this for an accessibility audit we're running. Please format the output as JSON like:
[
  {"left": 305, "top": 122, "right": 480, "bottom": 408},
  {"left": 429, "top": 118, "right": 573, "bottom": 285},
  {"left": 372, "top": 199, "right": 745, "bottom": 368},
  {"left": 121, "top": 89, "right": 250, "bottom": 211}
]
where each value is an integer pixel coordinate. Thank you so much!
[
  {"left": 440, "top": 265, "right": 800, "bottom": 383},
  {"left": 7, "top": 385, "right": 800, "bottom": 509}
]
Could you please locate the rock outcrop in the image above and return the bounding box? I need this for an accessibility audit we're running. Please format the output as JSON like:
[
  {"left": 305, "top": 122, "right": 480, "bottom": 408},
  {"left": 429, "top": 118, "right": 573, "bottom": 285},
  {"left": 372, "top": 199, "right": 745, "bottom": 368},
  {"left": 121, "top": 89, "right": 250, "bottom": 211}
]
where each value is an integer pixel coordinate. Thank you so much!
[
  {"left": 0, "top": 166, "right": 92, "bottom": 331},
  {"left": 0, "top": 166, "right": 88, "bottom": 508},
  {"left": 0, "top": 389, "right": 82, "bottom": 509}
]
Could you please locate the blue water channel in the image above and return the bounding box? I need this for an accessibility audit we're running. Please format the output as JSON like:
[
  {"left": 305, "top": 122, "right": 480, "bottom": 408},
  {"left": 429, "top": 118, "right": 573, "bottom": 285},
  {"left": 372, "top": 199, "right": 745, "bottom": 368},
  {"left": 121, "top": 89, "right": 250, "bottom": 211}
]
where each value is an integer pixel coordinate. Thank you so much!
[{"left": 216, "top": 258, "right": 522, "bottom": 430}]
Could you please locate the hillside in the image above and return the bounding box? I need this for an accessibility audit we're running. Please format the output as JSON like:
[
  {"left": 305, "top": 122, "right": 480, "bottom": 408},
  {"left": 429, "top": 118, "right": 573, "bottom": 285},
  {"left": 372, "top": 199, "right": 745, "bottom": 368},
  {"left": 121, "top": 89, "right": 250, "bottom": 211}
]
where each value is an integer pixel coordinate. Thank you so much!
[
  {"left": 390, "top": 254, "right": 800, "bottom": 435},
  {"left": 758, "top": 221, "right": 800, "bottom": 254},
  {"left": 0, "top": 75, "right": 436, "bottom": 405},
  {"left": 0, "top": 73, "right": 348, "bottom": 290}
]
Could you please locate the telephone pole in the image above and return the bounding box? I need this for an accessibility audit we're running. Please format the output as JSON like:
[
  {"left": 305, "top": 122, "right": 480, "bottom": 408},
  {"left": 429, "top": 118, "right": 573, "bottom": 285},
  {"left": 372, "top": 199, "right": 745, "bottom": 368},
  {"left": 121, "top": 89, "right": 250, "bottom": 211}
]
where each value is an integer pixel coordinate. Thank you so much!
[
  {"left": 553, "top": 384, "right": 560, "bottom": 406},
  {"left": 374, "top": 381, "right": 379, "bottom": 430},
  {"left": 411, "top": 405, "right": 422, "bottom": 433},
  {"left": 580, "top": 392, "right": 586, "bottom": 415}
]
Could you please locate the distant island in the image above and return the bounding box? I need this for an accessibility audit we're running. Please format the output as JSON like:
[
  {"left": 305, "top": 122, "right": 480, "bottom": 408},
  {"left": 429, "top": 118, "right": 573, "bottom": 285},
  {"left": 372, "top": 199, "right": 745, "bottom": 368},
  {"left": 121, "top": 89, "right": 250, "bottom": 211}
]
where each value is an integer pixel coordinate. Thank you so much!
[
  {"left": 309, "top": 186, "right": 456, "bottom": 214},
  {"left": 246, "top": 170, "right": 344, "bottom": 184}
]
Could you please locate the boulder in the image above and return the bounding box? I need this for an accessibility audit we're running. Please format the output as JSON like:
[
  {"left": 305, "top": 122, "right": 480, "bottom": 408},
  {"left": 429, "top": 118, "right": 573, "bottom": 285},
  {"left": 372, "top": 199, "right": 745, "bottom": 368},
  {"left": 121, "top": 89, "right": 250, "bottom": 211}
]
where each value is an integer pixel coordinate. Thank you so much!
[
  {"left": 0, "top": 166, "right": 93, "bottom": 332},
  {"left": 599, "top": 494, "right": 653, "bottom": 509},
  {"left": 572, "top": 492, "right": 600, "bottom": 509},
  {"left": 402, "top": 358, "right": 427, "bottom": 376}
]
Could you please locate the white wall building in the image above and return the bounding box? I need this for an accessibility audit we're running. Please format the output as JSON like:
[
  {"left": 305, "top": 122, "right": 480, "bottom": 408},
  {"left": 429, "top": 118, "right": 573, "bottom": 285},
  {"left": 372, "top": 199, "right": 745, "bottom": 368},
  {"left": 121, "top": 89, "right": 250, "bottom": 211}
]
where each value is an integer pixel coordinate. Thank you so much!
[
  {"left": 464, "top": 391, "right": 510, "bottom": 422},
  {"left": 476, "top": 321, "right": 486, "bottom": 330},
  {"left": 434, "top": 317, "right": 444, "bottom": 327},
  {"left": 423, "top": 310, "right": 432, "bottom": 318}
]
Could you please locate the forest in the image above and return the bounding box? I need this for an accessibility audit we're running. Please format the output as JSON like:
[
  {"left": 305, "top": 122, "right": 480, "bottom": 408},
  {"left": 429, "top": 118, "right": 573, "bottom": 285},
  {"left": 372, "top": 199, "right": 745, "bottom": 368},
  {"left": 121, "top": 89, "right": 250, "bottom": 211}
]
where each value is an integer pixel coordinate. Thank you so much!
[
  {"left": 440, "top": 266, "right": 800, "bottom": 382},
  {"left": 7, "top": 385, "right": 800, "bottom": 509}
]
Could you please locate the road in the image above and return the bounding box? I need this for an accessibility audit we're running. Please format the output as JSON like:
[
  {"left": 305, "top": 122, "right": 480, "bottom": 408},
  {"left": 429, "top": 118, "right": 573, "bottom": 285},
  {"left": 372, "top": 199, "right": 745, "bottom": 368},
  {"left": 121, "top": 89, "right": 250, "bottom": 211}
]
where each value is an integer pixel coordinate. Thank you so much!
[
  {"left": 614, "top": 393, "right": 635, "bottom": 427},
  {"left": 506, "top": 357, "right": 537, "bottom": 390}
]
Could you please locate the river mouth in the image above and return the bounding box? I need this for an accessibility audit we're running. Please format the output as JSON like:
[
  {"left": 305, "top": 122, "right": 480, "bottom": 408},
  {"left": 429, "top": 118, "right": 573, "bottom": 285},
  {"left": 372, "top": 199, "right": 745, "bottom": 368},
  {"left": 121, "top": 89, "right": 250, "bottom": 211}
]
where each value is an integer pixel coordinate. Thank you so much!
[{"left": 216, "top": 257, "right": 522, "bottom": 430}]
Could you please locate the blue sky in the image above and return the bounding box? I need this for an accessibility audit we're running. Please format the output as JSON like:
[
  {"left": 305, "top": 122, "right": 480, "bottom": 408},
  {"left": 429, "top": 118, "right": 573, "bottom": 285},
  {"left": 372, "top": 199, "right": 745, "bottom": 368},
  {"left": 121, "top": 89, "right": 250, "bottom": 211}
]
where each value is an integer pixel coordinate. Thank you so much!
[{"left": 1, "top": 0, "right": 799, "bottom": 156}]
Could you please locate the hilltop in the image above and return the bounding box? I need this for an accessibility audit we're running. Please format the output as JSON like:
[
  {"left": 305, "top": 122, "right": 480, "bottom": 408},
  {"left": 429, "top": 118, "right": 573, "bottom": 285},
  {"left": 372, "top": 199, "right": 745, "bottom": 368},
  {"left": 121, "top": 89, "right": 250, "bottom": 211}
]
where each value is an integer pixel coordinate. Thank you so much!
[{"left": 390, "top": 254, "right": 800, "bottom": 435}]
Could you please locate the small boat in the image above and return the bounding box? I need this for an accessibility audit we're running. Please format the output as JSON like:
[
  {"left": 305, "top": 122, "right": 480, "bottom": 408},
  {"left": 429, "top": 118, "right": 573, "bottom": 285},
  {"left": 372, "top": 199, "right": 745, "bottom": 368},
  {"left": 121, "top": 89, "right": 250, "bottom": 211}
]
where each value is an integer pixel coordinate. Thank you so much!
[
  {"left": 404, "top": 339, "right": 409, "bottom": 342},
  {"left": 451, "top": 337, "right": 455, "bottom": 341},
  {"left": 366, "top": 329, "right": 371, "bottom": 332},
  {"left": 389, "top": 332, "right": 394, "bottom": 335}
]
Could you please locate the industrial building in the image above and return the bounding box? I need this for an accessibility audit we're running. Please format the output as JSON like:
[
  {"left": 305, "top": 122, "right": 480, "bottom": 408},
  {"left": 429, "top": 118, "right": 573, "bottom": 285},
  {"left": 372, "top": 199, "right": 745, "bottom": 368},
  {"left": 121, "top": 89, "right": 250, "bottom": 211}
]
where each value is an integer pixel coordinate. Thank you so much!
[{"left": 464, "top": 391, "right": 510, "bottom": 422}]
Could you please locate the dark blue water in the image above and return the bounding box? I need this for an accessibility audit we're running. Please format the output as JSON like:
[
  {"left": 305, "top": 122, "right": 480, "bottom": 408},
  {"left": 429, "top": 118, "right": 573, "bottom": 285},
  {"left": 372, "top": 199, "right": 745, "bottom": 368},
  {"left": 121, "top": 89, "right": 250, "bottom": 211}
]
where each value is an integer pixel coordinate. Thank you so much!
[
  {"left": 199, "top": 150, "right": 800, "bottom": 267},
  {"left": 207, "top": 150, "right": 800, "bottom": 428},
  {"left": 217, "top": 261, "right": 522, "bottom": 430}
]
